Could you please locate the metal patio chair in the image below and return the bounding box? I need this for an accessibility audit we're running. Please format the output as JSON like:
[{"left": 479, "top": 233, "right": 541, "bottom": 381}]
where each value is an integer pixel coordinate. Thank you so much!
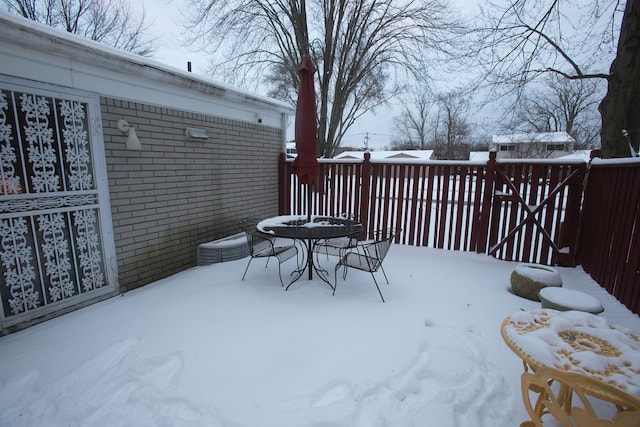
[
  {"left": 240, "top": 219, "right": 299, "bottom": 287},
  {"left": 334, "top": 229, "right": 397, "bottom": 302},
  {"left": 313, "top": 213, "right": 360, "bottom": 263}
]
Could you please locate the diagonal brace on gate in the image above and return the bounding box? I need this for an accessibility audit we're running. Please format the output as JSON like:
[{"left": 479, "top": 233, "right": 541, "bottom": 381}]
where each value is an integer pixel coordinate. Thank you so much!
[{"left": 489, "top": 168, "right": 582, "bottom": 259}]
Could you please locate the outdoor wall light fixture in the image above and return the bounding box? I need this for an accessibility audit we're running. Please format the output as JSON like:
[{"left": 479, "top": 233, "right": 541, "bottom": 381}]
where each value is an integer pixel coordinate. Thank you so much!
[
  {"left": 117, "top": 119, "right": 142, "bottom": 150},
  {"left": 185, "top": 127, "right": 209, "bottom": 140}
]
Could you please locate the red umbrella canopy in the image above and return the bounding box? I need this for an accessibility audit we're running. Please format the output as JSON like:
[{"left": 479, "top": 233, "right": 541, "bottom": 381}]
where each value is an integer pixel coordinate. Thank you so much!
[{"left": 292, "top": 55, "right": 319, "bottom": 185}]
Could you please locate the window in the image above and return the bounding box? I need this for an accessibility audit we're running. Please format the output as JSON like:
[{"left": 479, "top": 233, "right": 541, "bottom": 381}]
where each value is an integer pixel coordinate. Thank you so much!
[
  {"left": 286, "top": 147, "right": 297, "bottom": 158},
  {"left": 499, "top": 144, "right": 516, "bottom": 152},
  {"left": 546, "top": 144, "right": 565, "bottom": 151}
]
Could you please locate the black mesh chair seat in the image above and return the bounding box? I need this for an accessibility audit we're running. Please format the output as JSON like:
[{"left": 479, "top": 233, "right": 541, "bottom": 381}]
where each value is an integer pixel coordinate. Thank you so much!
[
  {"left": 334, "top": 229, "right": 397, "bottom": 302},
  {"left": 240, "top": 219, "right": 299, "bottom": 287}
]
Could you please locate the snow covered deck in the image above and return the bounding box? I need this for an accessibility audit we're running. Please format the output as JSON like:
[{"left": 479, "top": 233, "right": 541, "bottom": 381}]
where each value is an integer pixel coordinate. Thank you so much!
[{"left": 1, "top": 245, "right": 638, "bottom": 426}]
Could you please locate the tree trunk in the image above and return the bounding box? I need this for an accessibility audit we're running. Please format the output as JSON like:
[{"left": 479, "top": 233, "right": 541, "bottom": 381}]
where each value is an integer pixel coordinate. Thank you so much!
[{"left": 599, "top": 0, "right": 640, "bottom": 158}]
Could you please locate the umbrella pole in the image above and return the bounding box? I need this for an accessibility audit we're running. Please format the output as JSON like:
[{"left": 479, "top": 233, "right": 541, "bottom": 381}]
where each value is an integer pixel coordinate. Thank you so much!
[{"left": 307, "top": 183, "right": 312, "bottom": 280}]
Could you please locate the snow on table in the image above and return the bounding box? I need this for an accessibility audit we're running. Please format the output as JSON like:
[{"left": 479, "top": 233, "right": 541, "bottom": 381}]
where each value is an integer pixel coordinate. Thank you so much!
[
  {"left": 257, "top": 215, "right": 351, "bottom": 234},
  {"left": 501, "top": 309, "right": 640, "bottom": 398}
]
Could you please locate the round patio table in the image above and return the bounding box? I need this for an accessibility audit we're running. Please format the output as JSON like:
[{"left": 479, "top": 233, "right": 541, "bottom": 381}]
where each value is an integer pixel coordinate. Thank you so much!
[{"left": 257, "top": 215, "right": 362, "bottom": 288}]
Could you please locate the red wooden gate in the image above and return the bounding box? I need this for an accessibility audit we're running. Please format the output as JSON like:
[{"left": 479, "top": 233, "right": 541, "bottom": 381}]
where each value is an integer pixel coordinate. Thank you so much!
[{"left": 484, "top": 155, "right": 585, "bottom": 266}]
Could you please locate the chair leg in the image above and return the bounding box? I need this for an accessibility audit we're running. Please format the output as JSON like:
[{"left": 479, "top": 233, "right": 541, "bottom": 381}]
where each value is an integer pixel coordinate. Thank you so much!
[
  {"left": 314, "top": 246, "right": 324, "bottom": 268},
  {"left": 339, "top": 250, "right": 351, "bottom": 280},
  {"left": 276, "top": 259, "right": 285, "bottom": 287},
  {"left": 242, "top": 258, "right": 254, "bottom": 280},
  {"left": 315, "top": 243, "right": 329, "bottom": 263},
  {"left": 333, "top": 265, "right": 342, "bottom": 295},
  {"left": 370, "top": 272, "right": 386, "bottom": 302},
  {"left": 380, "top": 265, "right": 389, "bottom": 284}
]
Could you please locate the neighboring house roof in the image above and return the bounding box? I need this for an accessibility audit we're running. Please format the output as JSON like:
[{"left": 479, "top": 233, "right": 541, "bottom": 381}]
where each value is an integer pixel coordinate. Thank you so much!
[
  {"left": 469, "top": 151, "right": 490, "bottom": 162},
  {"left": 492, "top": 132, "right": 576, "bottom": 144},
  {"left": 334, "top": 150, "right": 434, "bottom": 160}
]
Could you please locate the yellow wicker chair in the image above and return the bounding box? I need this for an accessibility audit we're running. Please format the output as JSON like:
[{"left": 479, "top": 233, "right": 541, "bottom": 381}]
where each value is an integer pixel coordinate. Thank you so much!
[{"left": 520, "top": 367, "right": 640, "bottom": 427}]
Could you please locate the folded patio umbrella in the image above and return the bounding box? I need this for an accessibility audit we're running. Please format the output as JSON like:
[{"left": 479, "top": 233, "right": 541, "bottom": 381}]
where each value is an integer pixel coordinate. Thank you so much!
[{"left": 291, "top": 55, "right": 319, "bottom": 185}]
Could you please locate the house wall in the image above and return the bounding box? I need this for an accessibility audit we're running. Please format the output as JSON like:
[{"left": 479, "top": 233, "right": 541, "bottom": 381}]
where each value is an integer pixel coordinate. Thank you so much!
[
  {"left": 491, "top": 132, "right": 576, "bottom": 159},
  {"left": 492, "top": 143, "right": 572, "bottom": 159},
  {"left": 0, "top": 13, "right": 294, "bottom": 329},
  {"left": 102, "top": 98, "right": 283, "bottom": 291}
]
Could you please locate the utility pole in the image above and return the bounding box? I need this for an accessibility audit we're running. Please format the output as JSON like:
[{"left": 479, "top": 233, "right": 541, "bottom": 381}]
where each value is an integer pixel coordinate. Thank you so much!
[{"left": 364, "top": 133, "right": 369, "bottom": 151}]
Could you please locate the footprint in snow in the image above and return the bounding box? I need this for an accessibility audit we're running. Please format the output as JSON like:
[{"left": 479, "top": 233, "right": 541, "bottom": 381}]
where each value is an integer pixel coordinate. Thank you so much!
[{"left": 311, "top": 381, "right": 353, "bottom": 407}]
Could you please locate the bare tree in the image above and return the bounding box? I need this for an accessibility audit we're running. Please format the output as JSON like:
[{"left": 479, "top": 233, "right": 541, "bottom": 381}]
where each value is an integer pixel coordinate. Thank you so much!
[
  {"left": 183, "top": 0, "right": 461, "bottom": 157},
  {"left": 511, "top": 75, "right": 602, "bottom": 149},
  {"left": 3, "top": 0, "right": 156, "bottom": 56},
  {"left": 431, "top": 91, "right": 471, "bottom": 160},
  {"left": 393, "top": 87, "right": 433, "bottom": 150},
  {"left": 472, "top": 0, "right": 638, "bottom": 158},
  {"left": 386, "top": 138, "right": 417, "bottom": 151},
  {"left": 7, "top": 0, "right": 57, "bottom": 23}
]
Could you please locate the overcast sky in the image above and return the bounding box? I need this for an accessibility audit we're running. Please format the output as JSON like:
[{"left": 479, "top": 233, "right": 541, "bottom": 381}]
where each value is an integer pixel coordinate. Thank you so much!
[{"left": 131, "top": 0, "right": 491, "bottom": 150}]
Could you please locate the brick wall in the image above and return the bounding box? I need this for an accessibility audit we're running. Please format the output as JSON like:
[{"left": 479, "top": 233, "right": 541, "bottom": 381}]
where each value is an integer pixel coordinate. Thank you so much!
[{"left": 101, "top": 98, "right": 283, "bottom": 292}]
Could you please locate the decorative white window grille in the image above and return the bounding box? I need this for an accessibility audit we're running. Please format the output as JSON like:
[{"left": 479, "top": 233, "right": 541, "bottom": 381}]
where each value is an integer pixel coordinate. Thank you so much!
[{"left": 0, "top": 82, "right": 116, "bottom": 328}]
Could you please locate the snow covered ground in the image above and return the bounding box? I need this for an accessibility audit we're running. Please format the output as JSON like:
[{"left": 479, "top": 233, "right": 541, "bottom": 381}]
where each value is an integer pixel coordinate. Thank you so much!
[{"left": 1, "top": 245, "right": 638, "bottom": 426}]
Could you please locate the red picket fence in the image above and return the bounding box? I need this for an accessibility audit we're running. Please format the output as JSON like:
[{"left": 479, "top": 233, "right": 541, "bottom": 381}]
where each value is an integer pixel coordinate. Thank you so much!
[
  {"left": 280, "top": 154, "right": 487, "bottom": 248},
  {"left": 578, "top": 157, "right": 640, "bottom": 314},
  {"left": 280, "top": 152, "right": 585, "bottom": 263},
  {"left": 279, "top": 151, "right": 640, "bottom": 314}
]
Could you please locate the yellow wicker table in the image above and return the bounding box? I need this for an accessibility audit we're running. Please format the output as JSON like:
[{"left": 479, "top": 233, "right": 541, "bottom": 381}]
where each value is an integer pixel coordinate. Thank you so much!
[{"left": 501, "top": 309, "right": 640, "bottom": 427}]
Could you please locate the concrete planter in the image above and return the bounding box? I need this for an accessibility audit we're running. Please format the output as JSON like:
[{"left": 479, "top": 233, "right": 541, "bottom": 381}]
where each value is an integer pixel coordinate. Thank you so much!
[
  {"left": 510, "top": 263, "right": 562, "bottom": 301},
  {"left": 539, "top": 287, "right": 604, "bottom": 314}
]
